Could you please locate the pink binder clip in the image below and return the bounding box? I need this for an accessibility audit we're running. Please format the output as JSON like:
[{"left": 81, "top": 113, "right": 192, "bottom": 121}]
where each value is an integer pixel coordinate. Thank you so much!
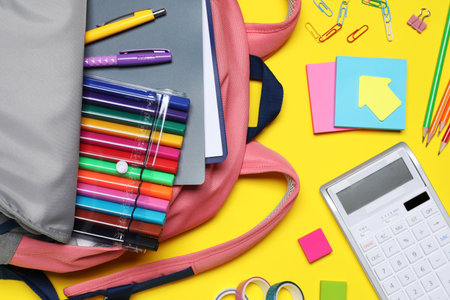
[{"left": 407, "top": 8, "right": 431, "bottom": 33}]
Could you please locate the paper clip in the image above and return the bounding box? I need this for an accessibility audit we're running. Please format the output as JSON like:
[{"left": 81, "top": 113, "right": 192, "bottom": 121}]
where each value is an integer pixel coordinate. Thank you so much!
[
  {"left": 361, "top": 0, "right": 386, "bottom": 9},
  {"left": 381, "top": 1, "right": 393, "bottom": 41},
  {"left": 407, "top": 8, "right": 431, "bottom": 33},
  {"left": 305, "top": 22, "right": 322, "bottom": 42},
  {"left": 313, "top": 0, "right": 333, "bottom": 17},
  {"left": 347, "top": 25, "right": 369, "bottom": 43},
  {"left": 337, "top": 1, "right": 349, "bottom": 26},
  {"left": 319, "top": 24, "right": 342, "bottom": 42}
]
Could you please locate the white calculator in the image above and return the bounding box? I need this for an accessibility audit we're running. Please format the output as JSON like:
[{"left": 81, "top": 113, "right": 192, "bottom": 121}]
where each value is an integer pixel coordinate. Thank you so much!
[{"left": 320, "top": 142, "right": 450, "bottom": 300}]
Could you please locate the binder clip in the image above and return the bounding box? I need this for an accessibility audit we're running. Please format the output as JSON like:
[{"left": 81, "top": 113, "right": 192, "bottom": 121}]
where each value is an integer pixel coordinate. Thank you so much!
[{"left": 407, "top": 8, "right": 431, "bottom": 33}]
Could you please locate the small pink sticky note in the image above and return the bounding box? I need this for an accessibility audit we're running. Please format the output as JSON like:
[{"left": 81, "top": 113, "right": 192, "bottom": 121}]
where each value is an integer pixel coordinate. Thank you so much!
[
  {"left": 298, "top": 228, "right": 332, "bottom": 263},
  {"left": 306, "top": 62, "right": 354, "bottom": 134}
]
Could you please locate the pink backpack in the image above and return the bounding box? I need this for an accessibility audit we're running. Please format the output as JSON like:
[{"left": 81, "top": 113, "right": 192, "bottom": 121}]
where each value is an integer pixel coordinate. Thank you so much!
[{"left": 3, "top": 0, "right": 301, "bottom": 298}]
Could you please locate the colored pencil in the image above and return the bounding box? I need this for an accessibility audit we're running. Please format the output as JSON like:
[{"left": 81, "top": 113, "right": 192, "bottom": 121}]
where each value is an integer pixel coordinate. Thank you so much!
[
  {"left": 77, "top": 170, "right": 173, "bottom": 200},
  {"left": 75, "top": 208, "right": 163, "bottom": 237},
  {"left": 83, "top": 89, "right": 188, "bottom": 123},
  {"left": 76, "top": 195, "right": 166, "bottom": 225},
  {"left": 78, "top": 156, "right": 175, "bottom": 186},
  {"left": 426, "top": 79, "right": 450, "bottom": 145},
  {"left": 80, "top": 130, "right": 180, "bottom": 161},
  {"left": 77, "top": 182, "right": 169, "bottom": 212},
  {"left": 422, "top": 5, "right": 450, "bottom": 141},
  {"left": 439, "top": 124, "right": 450, "bottom": 155},
  {"left": 79, "top": 143, "right": 178, "bottom": 174},
  {"left": 81, "top": 104, "right": 186, "bottom": 136},
  {"left": 81, "top": 117, "right": 183, "bottom": 149},
  {"left": 439, "top": 96, "right": 450, "bottom": 134}
]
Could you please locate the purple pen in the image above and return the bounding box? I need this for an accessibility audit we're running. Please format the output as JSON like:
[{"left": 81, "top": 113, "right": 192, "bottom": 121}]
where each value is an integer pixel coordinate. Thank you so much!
[{"left": 84, "top": 49, "right": 172, "bottom": 68}]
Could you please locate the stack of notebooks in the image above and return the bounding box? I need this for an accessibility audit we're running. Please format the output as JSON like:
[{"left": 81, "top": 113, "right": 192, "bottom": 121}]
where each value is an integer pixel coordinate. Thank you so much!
[{"left": 73, "top": 76, "right": 190, "bottom": 251}]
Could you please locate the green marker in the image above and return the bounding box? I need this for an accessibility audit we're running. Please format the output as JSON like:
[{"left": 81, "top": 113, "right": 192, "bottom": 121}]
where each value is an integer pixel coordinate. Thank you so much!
[
  {"left": 423, "top": 5, "right": 450, "bottom": 141},
  {"left": 78, "top": 156, "right": 174, "bottom": 186},
  {"left": 81, "top": 104, "right": 186, "bottom": 136}
]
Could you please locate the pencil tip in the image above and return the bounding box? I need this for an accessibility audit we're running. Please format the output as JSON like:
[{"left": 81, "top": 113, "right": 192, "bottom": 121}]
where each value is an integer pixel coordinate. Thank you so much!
[{"left": 426, "top": 141, "right": 429, "bottom": 147}]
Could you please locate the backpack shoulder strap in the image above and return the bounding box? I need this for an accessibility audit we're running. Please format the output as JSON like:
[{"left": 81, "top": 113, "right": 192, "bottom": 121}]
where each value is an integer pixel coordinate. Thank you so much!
[
  {"left": 64, "top": 142, "right": 299, "bottom": 299},
  {"left": 245, "top": 0, "right": 301, "bottom": 59}
]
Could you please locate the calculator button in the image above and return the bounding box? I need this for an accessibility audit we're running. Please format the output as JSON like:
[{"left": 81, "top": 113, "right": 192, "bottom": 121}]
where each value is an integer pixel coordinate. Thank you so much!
[
  {"left": 428, "top": 288, "right": 448, "bottom": 300},
  {"left": 390, "top": 254, "right": 408, "bottom": 272},
  {"left": 360, "top": 239, "right": 376, "bottom": 252},
  {"left": 420, "top": 273, "right": 439, "bottom": 292},
  {"left": 397, "top": 231, "right": 415, "bottom": 249},
  {"left": 436, "top": 228, "right": 450, "bottom": 246},
  {"left": 412, "top": 224, "right": 431, "bottom": 241},
  {"left": 389, "top": 291, "right": 408, "bottom": 300},
  {"left": 405, "top": 282, "right": 425, "bottom": 299},
  {"left": 391, "top": 221, "right": 407, "bottom": 235},
  {"left": 413, "top": 259, "right": 432, "bottom": 278},
  {"left": 405, "top": 246, "right": 424, "bottom": 264},
  {"left": 374, "top": 262, "right": 393, "bottom": 281},
  {"left": 436, "top": 266, "right": 450, "bottom": 296},
  {"left": 382, "top": 276, "right": 401, "bottom": 295},
  {"left": 419, "top": 237, "right": 439, "bottom": 255},
  {"left": 444, "top": 245, "right": 450, "bottom": 261},
  {"left": 382, "top": 239, "right": 400, "bottom": 258},
  {"left": 376, "top": 229, "right": 392, "bottom": 244},
  {"left": 428, "top": 215, "right": 446, "bottom": 233},
  {"left": 421, "top": 205, "right": 437, "bottom": 218},
  {"left": 406, "top": 213, "right": 422, "bottom": 226},
  {"left": 397, "top": 268, "right": 416, "bottom": 286},
  {"left": 428, "top": 251, "right": 447, "bottom": 269},
  {"left": 366, "top": 248, "right": 384, "bottom": 266}
]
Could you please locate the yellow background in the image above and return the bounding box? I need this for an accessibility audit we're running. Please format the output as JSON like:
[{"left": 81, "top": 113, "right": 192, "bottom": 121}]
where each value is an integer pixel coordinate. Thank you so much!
[{"left": 2, "top": 0, "right": 450, "bottom": 299}]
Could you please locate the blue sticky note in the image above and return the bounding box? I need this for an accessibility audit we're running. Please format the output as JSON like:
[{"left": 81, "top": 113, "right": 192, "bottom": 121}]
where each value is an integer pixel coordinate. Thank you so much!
[{"left": 335, "top": 56, "right": 407, "bottom": 130}]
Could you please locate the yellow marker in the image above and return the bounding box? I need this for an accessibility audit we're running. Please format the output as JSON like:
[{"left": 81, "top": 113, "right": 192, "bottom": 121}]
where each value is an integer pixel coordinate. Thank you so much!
[
  {"left": 358, "top": 76, "right": 401, "bottom": 121},
  {"left": 81, "top": 117, "right": 183, "bottom": 149},
  {"left": 85, "top": 8, "right": 166, "bottom": 44}
]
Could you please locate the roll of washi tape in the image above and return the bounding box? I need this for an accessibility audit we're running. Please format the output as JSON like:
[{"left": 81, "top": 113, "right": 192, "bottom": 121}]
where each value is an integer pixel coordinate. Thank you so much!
[
  {"left": 266, "top": 281, "right": 305, "bottom": 300},
  {"left": 236, "top": 277, "right": 271, "bottom": 300},
  {"left": 214, "top": 288, "right": 249, "bottom": 300}
]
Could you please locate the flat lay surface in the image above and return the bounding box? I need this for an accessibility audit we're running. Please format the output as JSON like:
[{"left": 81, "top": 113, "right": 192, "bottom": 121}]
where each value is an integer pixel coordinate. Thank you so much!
[{"left": 1, "top": 0, "right": 450, "bottom": 299}]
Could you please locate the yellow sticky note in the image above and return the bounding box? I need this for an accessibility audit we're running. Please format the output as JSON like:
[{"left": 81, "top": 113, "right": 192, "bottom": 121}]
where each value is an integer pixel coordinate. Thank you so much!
[{"left": 358, "top": 76, "right": 402, "bottom": 121}]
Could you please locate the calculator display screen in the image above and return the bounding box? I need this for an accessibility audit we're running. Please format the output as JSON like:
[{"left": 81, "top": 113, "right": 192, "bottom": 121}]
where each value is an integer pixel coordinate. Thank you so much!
[{"left": 337, "top": 158, "right": 414, "bottom": 215}]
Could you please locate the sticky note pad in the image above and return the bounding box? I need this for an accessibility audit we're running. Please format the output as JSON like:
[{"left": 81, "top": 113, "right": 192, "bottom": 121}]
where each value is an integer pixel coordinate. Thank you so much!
[
  {"left": 306, "top": 62, "right": 354, "bottom": 134},
  {"left": 320, "top": 281, "right": 347, "bottom": 300},
  {"left": 335, "top": 56, "right": 407, "bottom": 130},
  {"left": 298, "top": 228, "right": 332, "bottom": 263}
]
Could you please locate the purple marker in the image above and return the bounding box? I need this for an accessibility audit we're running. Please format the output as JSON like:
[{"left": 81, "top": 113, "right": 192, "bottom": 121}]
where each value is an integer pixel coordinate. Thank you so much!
[{"left": 84, "top": 49, "right": 172, "bottom": 68}]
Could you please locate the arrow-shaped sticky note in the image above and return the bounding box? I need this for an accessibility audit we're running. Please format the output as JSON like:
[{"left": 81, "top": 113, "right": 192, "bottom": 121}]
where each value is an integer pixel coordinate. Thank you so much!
[{"left": 358, "top": 76, "right": 402, "bottom": 121}]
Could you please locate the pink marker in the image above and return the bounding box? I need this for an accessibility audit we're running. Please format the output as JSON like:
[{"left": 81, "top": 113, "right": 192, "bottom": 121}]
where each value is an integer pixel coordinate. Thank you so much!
[
  {"left": 80, "top": 130, "right": 180, "bottom": 161},
  {"left": 77, "top": 182, "right": 169, "bottom": 213}
]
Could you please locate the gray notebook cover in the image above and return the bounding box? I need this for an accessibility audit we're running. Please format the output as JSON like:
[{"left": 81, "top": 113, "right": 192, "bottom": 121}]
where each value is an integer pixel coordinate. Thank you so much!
[{"left": 85, "top": 0, "right": 205, "bottom": 185}]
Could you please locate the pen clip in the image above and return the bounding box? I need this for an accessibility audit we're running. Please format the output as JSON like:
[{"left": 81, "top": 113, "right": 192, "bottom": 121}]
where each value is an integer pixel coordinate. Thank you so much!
[
  {"left": 119, "top": 49, "right": 171, "bottom": 54},
  {"left": 97, "top": 9, "right": 151, "bottom": 27}
]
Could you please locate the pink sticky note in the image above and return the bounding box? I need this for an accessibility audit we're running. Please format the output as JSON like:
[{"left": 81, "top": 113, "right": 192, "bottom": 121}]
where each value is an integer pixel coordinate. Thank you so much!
[
  {"left": 298, "top": 228, "right": 332, "bottom": 263},
  {"left": 306, "top": 62, "right": 354, "bottom": 134}
]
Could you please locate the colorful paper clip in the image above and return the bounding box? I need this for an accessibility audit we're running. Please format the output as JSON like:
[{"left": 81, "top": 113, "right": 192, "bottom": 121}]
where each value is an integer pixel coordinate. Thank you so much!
[
  {"left": 305, "top": 22, "right": 322, "bottom": 42},
  {"left": 337, "top": 1, "right": 349, "bottom": 26},
  {"left": 361, "top": 0, "right": 386, "bottom": 9},
  {"left": 319, "top": 24, "right": 342, "bottom": 42},
  {"left": 381, "top": 1, "right": 393, "bottom": 41},
  {"left": 313, "top": 0, "right": 333, "bottom": 17},
  {"left": 347, "top": 25, "right": 369, "bottom": 43},
  {"left": 407, "top": 8, "right": 431, "bottom": 33}
]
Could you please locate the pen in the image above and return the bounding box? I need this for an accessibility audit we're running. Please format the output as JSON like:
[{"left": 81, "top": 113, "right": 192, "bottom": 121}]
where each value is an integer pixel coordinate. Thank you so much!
[
  {"left": 85, "top": 8, "right": 166, "bottom": 44},
  {"left": 84, "top": 49, "right": 172, "bottom": 68}
]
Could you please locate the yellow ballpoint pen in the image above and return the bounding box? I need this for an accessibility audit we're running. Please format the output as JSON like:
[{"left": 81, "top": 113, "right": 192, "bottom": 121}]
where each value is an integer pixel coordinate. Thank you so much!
[{"left": 85, "top": 8, "right": 166, "bottom": 44}]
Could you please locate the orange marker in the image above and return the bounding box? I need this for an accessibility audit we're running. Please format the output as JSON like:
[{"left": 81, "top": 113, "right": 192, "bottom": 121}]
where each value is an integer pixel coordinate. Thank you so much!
[
  {"left": 77, "top": 170, "right": 173, "bottom": 201},
  {"left": 426, "top": 79, "right": 450, "bottom": 145}
]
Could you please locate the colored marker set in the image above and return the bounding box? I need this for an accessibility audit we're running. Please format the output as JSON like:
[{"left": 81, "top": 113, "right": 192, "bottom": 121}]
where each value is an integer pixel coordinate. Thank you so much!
[{"left": 73, "top": 76, "right": 190, "bottom": 251}]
